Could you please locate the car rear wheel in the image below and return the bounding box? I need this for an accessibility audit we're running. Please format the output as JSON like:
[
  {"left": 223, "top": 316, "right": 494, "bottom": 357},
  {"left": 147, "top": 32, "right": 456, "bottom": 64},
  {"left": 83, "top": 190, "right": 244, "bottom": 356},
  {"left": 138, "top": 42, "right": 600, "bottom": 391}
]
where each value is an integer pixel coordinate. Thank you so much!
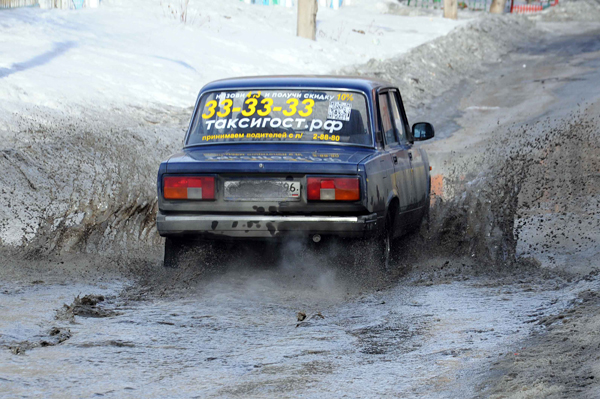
[
  {"left": 163, "top": 237, "right": 188, "bottom": 268},
  {"left": 163, "top": 237, "right": 235, "bottom": 270},
  {"left": 372, "top": 211, "right": 394, "bottom": 271},
  {"left": 419, "top": 183, "right": 432, "bottom": 235}
]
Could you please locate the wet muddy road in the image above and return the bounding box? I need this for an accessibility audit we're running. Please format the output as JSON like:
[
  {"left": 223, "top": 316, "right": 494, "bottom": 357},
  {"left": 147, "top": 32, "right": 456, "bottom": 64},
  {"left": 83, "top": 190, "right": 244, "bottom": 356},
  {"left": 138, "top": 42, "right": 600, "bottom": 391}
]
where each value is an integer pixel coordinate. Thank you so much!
[
  {"left": 1, "top": 24, "right": 600, "bottom": 399},
  {"left": 1, "top": 260, "right": 597, "bottom": 398}
]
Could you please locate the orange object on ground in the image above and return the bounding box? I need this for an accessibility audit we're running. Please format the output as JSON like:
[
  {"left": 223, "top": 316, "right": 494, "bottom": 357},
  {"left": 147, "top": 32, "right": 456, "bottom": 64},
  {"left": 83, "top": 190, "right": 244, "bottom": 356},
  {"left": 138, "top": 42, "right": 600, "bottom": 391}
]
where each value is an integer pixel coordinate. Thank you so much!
[{"left": 431, "top": 174, "right": 444, "bottom": 198}]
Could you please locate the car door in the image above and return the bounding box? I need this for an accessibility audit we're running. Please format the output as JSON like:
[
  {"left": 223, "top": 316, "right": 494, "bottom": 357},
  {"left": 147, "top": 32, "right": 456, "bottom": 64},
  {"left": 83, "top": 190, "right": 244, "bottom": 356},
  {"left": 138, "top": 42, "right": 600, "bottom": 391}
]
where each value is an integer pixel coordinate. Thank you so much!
[
  {"left": 390, "top": 90, "right": 428, "bottom": 208},
  {"left": 378, "top": 91, "right": 414, "bottom": 213}
]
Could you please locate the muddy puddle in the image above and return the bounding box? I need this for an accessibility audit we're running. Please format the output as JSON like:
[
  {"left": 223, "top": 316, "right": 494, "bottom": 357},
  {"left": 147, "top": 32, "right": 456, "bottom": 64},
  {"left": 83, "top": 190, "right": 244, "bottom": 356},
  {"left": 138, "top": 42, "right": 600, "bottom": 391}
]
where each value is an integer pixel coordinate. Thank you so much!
[{"left": 1, "top": 259, "right": 596, "bottom": 398}]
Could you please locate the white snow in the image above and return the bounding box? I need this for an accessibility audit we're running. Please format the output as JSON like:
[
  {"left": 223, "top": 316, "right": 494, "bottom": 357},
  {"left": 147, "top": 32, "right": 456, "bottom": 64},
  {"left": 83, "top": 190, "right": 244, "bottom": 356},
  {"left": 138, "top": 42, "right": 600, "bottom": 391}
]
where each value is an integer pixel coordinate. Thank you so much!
[{"left": 0, "top": 0, "right": 464, "bottom": 111}]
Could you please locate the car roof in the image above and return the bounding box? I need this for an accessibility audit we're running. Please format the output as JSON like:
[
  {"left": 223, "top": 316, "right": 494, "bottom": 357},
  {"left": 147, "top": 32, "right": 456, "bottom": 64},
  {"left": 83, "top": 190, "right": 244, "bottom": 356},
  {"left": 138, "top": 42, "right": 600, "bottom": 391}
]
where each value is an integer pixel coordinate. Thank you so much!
[{"left": 200, "top": 75, "right": 393, "bottom": 94}]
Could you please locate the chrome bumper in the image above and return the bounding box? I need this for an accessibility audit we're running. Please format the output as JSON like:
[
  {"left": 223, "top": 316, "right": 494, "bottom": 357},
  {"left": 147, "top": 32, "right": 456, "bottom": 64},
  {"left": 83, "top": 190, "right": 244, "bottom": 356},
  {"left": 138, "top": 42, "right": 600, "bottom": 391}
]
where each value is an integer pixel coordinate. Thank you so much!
[{"left": 157, "top": 211, "right": 379, "bottom": 238}]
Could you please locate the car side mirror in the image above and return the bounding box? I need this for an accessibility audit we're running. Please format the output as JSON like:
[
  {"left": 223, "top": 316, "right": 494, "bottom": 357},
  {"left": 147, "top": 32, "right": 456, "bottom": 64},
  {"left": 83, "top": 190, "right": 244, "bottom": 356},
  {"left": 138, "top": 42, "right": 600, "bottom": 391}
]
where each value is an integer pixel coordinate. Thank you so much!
[{"left": 412, "top": 122, "right": 435, "bottom": 141}]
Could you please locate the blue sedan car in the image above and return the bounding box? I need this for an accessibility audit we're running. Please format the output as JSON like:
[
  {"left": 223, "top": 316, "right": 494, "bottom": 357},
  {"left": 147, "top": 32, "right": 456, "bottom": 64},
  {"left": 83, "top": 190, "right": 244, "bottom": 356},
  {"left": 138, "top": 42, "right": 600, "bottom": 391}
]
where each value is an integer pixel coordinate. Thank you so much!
[{"left": 156, "top": 76, "right": 434, "bottom": 268}]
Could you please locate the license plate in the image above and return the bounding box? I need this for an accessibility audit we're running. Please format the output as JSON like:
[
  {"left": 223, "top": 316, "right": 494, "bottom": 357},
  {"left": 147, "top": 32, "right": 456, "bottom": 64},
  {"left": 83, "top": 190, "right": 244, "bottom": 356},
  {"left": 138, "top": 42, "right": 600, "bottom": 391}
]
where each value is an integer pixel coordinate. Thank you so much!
[{"left": 224, "top": 180, "right": 301, "bottom": 201}]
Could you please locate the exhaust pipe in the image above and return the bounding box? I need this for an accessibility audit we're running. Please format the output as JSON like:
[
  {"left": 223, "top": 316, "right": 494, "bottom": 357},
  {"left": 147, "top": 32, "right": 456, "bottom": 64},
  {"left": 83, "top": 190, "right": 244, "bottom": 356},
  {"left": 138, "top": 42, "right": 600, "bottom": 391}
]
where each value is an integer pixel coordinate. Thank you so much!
[{"left": 312, "top": 234, "right": 322, "bottom": 243}]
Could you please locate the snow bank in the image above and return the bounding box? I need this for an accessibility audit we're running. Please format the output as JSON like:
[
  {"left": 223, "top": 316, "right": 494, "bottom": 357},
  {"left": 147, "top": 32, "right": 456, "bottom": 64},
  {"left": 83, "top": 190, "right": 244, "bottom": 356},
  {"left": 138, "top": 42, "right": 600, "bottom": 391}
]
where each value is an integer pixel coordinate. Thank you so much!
[
  {"left": 0, "top": 0, "right": 462, "bottom": 112},
  {"left": 338, "top": 15, "right": 537, "bottom": 115},
  {"left": 0, "top": 105, "right": 184, "bottom": 255},
  {"left": 536, "top": 0, "right": 600, "bottom": 22}
]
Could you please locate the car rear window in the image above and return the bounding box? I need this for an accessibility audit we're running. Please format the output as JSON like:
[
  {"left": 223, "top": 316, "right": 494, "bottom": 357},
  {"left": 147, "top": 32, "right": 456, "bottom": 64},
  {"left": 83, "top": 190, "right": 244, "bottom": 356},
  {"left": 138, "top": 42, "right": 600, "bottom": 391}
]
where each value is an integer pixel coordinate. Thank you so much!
[{"left": 187, "top": 89, "right": 372, "bottom": 146}]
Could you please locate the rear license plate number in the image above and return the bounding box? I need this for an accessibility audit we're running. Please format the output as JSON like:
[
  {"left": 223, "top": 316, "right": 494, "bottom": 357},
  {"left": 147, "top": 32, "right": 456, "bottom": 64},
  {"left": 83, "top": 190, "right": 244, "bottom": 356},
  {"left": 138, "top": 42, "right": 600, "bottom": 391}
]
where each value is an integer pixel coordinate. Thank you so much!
[{"left": 224, "top": 180, "right": 301, "bottom": 201}]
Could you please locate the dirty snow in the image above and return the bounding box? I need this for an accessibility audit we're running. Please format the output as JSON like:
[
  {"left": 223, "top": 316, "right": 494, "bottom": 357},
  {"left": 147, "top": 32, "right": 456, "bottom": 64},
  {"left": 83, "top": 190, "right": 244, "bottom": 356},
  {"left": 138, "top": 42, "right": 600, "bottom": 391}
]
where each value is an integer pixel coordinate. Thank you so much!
[{"left": 535, "top": 0, "right": 600, "bottom": 22}]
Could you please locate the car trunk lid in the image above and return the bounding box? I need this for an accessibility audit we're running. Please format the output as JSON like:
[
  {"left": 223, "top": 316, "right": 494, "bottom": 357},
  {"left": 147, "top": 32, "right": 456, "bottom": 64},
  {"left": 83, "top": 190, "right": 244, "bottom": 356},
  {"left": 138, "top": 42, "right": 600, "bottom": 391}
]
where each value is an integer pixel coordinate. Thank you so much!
[{"left": 166, "top": 144, "right": 373, "bottom": 175}]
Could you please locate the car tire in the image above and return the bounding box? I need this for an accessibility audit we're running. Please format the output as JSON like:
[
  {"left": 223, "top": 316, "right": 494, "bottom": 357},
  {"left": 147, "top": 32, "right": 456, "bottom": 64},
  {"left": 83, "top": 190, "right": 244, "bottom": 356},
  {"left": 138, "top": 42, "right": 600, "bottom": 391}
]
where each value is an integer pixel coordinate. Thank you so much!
[
  {"left": 372, "top": 211, "right": 394, "bottom": 272},
  {"left": 163, "top": 237, "right": 188, "bottom": 268},
  {"left": 164, "top": 237, "right": 232, "bottom": 271},
  {"left": 419, "top": 184, "right": 431, "bottom": 235}
]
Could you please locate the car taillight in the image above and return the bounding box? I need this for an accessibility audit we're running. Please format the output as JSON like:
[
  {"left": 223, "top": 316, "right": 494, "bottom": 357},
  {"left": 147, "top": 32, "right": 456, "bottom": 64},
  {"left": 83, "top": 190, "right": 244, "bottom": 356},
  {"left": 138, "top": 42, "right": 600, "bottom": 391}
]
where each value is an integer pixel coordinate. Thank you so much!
[
  {"left": 164, "top": 176, "right": 215, "bottom": 200},
  {"left": 307, "top": 177, "right": 360, "bottom": 201}
]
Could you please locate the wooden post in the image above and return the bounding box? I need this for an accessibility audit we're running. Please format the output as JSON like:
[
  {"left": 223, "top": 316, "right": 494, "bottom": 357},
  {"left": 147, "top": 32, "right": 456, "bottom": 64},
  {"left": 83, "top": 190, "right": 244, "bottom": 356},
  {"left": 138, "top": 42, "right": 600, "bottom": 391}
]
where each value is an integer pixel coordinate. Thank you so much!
[
  {"left": 443, "top": 0, "right": 457, "bottom": 19},
  {"left": 297, "top": 0, "right": 318, "bottom": 41},
  {"left": 490, "top": 0, "right": 507, "bottom": 14}
]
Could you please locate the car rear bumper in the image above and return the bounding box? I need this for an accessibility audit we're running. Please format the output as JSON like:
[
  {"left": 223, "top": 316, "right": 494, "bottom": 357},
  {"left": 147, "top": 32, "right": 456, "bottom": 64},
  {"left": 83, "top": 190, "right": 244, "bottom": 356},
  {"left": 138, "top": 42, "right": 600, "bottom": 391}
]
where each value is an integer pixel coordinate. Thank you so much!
[{"left": 157, "top": 211, "right": 379, "bottom": 239}]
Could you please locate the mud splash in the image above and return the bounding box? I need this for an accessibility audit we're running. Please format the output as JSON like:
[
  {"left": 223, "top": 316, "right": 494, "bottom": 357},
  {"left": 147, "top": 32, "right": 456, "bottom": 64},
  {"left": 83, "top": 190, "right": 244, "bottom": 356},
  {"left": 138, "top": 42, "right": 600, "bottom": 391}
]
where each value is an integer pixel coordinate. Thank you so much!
[
  {"left": 413, "top": 105, "right": 599, "bottom": 272},
  {"left": 0, "top": 104, "right": 188, "bottom": 258}
]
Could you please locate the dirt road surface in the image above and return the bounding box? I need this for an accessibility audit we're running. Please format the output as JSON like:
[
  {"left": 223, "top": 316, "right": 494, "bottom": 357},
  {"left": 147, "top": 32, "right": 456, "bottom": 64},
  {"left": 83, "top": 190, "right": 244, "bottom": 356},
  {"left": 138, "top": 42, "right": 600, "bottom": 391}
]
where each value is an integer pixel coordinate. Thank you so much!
[{"left": 1, "top": 19, "right": 599, "bottom": 399}]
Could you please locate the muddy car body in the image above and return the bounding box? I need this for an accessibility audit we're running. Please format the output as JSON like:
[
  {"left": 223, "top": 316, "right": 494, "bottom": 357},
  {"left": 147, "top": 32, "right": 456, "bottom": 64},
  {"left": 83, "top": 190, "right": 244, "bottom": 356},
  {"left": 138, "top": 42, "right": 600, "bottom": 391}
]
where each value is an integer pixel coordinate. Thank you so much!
[{"left": 157, "top": 76, "right": 434, "bottom": 267}]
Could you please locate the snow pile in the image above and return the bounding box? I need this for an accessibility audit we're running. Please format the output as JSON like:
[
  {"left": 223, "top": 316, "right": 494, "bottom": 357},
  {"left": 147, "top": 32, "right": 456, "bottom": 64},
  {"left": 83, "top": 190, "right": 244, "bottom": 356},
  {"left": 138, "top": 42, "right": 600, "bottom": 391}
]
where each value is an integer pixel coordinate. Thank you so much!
[
  {"left": 338, "top": 15, "right": 537, "bottom": 115},
  {"left": 0, "top": 105, "right": 185, "bottom": 255},
  {"left": 537, "top": 0, "right": 600, "bottom": 22}
]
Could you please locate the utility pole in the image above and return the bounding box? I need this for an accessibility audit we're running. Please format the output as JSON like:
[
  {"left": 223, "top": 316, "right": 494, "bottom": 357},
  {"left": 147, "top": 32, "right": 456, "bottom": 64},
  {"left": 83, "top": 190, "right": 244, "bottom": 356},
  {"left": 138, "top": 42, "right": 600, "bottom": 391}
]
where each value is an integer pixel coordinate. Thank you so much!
[
  {"left": 297, "top": 0, "right": 318, "bottom": 41},
  {"left": 443, "top": 0, "right": 457, "bottom": 19},
  {"left": 490, "top": 0, "right": 507, "bottom": 13}
]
